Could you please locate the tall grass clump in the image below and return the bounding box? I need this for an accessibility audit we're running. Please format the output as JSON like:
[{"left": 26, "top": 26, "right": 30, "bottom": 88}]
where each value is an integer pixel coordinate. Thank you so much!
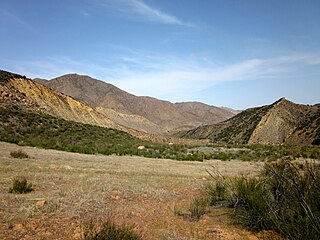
[
  {"left": 206, "top": 160, "right": 320, "bottom": 239},
  {"left": 188, "top": 197, "right": 207, "bottom": 221},
  {"left": 204, "top": 167, "right": 229, "bottom": 205},
  {"left": 230, "top": 177, "right": 274, "bottom": 231},
  {"left": 83, "top": 219, "right": 142, "bottom": 240}
]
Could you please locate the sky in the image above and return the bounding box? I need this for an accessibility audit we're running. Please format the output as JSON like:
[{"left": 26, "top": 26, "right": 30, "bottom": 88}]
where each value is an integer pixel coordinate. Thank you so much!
[{"left": 0, "top": 0, "right": 320, "bottom": 109}]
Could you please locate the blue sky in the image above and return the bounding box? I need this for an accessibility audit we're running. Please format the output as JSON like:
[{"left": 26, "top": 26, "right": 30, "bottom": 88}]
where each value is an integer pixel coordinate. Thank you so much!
[{"left": 0, "top": 0, "right": 319, "bottom": 109}]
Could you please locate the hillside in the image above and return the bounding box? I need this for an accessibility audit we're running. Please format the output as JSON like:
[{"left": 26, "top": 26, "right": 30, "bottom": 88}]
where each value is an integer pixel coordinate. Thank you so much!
[
  {"left": 35, "top": 74, "right": 236, "bottom": 133},
  {"left": 179, "top": 98, "right": 320, "bottom": 145},
  {"left": 0, "top": 70, "right": 120, "bottom": 129}
]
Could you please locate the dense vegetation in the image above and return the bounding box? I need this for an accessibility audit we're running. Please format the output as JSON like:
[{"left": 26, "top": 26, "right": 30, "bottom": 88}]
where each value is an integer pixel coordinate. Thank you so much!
[
  {"left": 0, "top": 107, "right": 319, "bottom": 161},
  {"left": 0, "top": 107, "right": 205, "bottom": 161},
  {"left": 203, "top": 160, "right": 320, "bottom": 239}
]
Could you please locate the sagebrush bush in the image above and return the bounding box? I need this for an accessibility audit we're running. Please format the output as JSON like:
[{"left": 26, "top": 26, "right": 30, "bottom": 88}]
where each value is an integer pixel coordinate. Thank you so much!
[
  {"left": 10, "top": 150, "right": 29, "bottom": 158},
  {"left": 9, "top": 178, "right": 33, "bottom": 194},
  {"left": 83, "top": 219, "right": 142, "bottom": 240}
]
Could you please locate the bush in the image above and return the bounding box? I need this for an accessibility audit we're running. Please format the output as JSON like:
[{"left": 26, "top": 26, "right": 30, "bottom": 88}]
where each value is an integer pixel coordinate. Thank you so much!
[
  {"left": 9, "top": 178, "right": 33, "bottom": 194},
  {"left": 230, "top": 177, "right": 273, "bottom": 231},
  {"left": 205, "top": 160, "right": 320, "bottom": 239},
  {"left": 83, "top": 219, "right": 142, "bottom": 240},
  {"left": 261, "top": 160, "right": 320, "bottom": 239},
  {"left": 10, "top": 150, "right": 29, "bottom": 158}
]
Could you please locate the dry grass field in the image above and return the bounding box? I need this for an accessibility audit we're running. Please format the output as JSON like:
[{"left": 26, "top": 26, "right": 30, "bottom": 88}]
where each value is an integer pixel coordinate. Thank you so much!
[{"left": 0, "top": 141, "right": 265, "bottom": 239}]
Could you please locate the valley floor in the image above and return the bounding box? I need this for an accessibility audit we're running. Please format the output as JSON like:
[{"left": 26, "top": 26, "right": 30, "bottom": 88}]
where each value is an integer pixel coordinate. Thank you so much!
[{"left": 0, "top": 141, "right": 263, "bottom": 239}]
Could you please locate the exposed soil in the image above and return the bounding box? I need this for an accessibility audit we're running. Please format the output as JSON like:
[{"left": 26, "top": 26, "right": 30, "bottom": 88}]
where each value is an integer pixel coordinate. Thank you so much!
[{"left": 0, "top": 142, "right": 263, "bottom": 239}]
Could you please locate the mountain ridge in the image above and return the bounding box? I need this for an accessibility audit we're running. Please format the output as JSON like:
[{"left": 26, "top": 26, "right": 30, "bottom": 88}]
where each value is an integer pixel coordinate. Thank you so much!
[{"left": 35, "top": 73, "right": 236, "bottom": 133}]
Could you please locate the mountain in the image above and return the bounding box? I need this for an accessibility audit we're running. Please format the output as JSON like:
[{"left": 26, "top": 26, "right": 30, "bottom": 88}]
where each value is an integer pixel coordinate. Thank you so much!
[
  {"left": 35, "top": 74, "right": 236, "bottom": 133},
  {"left": 178, "top": 98, "right": 320, "bottom": 145},
  {"left": 0, "top": 70, "right": 207, "bottom": 145}
]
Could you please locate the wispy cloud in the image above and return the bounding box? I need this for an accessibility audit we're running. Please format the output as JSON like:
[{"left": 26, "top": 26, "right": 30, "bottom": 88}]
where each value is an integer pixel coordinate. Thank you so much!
[
  {"left": 0, "top": 9, "right": 34, "bottom": 31},
  {"left": 107, "top": 52, "right": 320, "bottom": 100},
  {"left": 98, "top": 0, "right": 191, "bottom": 26},
  {"left": 2, "top": 52, "right": 320, "bottom": 102}
]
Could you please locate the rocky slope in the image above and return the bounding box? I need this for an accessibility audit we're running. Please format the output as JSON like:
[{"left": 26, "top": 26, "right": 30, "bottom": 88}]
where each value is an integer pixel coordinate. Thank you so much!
[
  {"left": 179, "top": 98, "right": 320, "bottom": 145},
  {"left": 95, "top": 107, "right": 163, "bottom": 134},
  {"left": 35, "top": 74, "right": 236, "bottom": 133},
  {"left": 0, "top": 70, "right": 120, "bottom": 130}
]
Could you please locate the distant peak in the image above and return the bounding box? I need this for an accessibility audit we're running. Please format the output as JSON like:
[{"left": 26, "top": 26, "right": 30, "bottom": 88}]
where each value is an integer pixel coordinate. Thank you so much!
[
  {"left": 276, "top": 97, "right": 287, "bottom": 102},
  {"left": 275, "top": 97, "right": 287, "bottom": 103},
  {"left": 272, "top": 97, "right": 295, "bottom": 107}
]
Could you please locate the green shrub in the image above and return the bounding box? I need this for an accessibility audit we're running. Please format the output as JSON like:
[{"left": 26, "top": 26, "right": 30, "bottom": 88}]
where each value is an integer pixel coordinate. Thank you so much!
[
  {"left": 261, "top": 160, "right": 320, "bottom": 239},
  {"left": 205, "top": 160, "right": 320, "bottom": 239},
  {"left": 10, "top": 150, "right": 29, "bottom": 158},
  {"left": 230, "top": 177, "right": 274, "bottom": 231},
  {"left": 9, "top": 178, "right": 33, "bottom": 194},
  {"left": 83, "top": 219, "right": 141, "bottom": 240}
]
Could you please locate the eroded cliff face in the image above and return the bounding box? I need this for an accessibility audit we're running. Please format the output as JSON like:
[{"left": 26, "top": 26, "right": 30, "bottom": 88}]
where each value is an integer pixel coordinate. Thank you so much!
[
  {"left": 0, "top": 76, "right": 119, "bottom": 129},
  {"left": 248, "top": 98, "right": 303, "bottom": 144},
  {"left": 248, "top": 98, "right": 320, "bottom": 145}
]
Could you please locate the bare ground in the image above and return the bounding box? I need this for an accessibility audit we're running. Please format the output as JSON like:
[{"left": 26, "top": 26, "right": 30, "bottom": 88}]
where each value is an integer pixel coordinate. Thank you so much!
[{"left": 0, "top": 142, "right": 264, "bottom": 239}]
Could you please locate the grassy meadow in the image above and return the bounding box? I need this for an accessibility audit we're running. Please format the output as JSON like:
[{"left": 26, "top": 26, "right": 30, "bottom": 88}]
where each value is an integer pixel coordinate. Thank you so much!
[{"left": 0, "top": 141, "right": 263, "bottom": 239}]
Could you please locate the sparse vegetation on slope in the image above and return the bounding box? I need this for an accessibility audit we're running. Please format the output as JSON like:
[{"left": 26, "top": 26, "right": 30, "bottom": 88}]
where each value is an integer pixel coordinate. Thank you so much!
[{"left": 0, "top": 70, "right": 26, "bottom": 83}]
